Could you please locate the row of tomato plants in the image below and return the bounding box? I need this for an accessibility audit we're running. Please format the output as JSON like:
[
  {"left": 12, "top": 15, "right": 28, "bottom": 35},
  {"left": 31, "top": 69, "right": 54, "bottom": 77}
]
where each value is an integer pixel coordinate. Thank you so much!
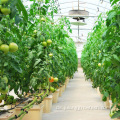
[
  {"left": 81, "top": 2, "right": 120, "bottom": 119},
  {"left": 0, "top": 0, "right": 78, "bottom": 116}
]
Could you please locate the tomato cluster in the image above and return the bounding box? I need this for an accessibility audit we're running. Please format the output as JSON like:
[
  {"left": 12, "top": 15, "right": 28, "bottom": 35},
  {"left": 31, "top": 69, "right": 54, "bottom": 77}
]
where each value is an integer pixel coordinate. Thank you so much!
[{"left": 0, "top": 42, "right": 18, "bottom": 54}]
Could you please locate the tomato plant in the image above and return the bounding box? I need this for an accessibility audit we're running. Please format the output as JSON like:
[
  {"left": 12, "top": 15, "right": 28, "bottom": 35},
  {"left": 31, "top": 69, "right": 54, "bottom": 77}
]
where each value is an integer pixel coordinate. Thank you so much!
[
  {"left": 0, "top": 0, "right": 78, "bottom": 119},
  {"left": 81, "top": 4, "right": 120, "bottom": 119}
]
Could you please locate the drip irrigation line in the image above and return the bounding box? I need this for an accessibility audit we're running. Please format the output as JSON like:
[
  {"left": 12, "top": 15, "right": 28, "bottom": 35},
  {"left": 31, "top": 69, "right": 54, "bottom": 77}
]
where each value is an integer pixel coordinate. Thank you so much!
[
  {"left": 0, "top": 90, "right": 42, "bottom": 115},
  {"left": 19, "top": 90, "right": 49, "bottom": 120},
  {"left": 8, "top": 89, "right": 49, "bottom": 120},
  {"left": 0, "top": 97, "right": 29, "bottom": 115}
]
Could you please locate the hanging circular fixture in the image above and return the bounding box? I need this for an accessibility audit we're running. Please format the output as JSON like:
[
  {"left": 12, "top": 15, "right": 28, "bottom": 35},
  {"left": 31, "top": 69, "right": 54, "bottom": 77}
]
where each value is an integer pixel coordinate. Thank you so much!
[
  {"left": 69, "top": 9, "right": 89, "bottom": 22},
  {"left": 69, "top": 0, "right": 89, "bottom": 23},
  {"left": 70, "top": 21, "right": 87, "bottom": 26},
  {"left": 69, "top": 0, "right": 89, "bottom": 44},
  {"left": 69, "top": 10, "right": 89, "bottom": 16}
]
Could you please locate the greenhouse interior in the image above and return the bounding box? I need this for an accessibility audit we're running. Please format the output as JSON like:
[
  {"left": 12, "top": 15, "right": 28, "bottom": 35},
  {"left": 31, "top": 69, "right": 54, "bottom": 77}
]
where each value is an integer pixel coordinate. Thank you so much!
[{"left": 0, "top": 0, "right": 120, "bottom": 120}]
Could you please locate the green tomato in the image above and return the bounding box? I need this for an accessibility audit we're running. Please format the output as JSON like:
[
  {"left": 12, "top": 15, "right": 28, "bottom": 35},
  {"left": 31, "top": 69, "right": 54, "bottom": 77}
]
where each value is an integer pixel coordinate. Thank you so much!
[
  {"left": 113, "top": 98, "right": 117, "bottom": 103},
  {"left": 0, "top": 44, "right": 9, "bottom": 53},
  {"left": 109, "top": 112, "right": 114, "bottom": 117},
  {"left": 1, "top": 0, "right": 8, "bottom": 4},
  {"left": 41, "top": 17, "right": 46, "bottom": 22},
  {"left": 33, "top": 30, "right": 37, "bottom": 34},
  {"left": 54, "top": 77, "right": 58, "bottom": 82},
  {"left": 9, "top": 42, "right": 18, "bottom": 52},
  {"left": 1, "top": 8, "right": 11, "bottom": 15},
  {"left": 26, "top": 65, "right": 29, "bottom": 68},
  {"left": 24, "top": 32, "right": 26, "bottom": 35},
  {"left": 42, "top": 42, "right": 47, "bottom": 47},
  {"left": 98, "top": 63, "right": 101, "bottom": 67},
  {"left": 50, "top": 87, "right": 54, "bottom": 92},
  {"left": 32, "top": 34, "right": 37, "bottom": 38},
  {"left": 2, "top": 76, "right": 8, "bottom": 83},
  {"left": 49, "top": 53, "right": 53, "bottom": 57},
  {"left": 47, "top": 39, "right": 52, "bottom": 45}
]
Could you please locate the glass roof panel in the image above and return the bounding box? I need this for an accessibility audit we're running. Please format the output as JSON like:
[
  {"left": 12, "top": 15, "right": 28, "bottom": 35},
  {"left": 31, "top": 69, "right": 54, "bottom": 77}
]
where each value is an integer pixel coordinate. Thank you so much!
[{"left": 55, "top": 0, "right": 112, "bottom": 58}]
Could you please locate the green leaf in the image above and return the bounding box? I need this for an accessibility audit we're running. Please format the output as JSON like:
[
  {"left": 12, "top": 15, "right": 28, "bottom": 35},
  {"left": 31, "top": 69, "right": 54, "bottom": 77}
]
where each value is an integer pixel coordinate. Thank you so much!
[
  {"left": 104, "top": 91, "right": 109, "bottom": 97},
  {"left": 111, "top": 111, "right": 120, "bottom": 119},
  {"left": 11, "top": 62, "right": 22, "bottom": 73},
  {"left": 4, "top": 62, "right": 8, "bottom": 67},
  {"left": 27, "top": 24, "right": 34, "bottom": 32},
  {"left": 45, "top": 0, "right": 50, "bottom": 4},
  {"left": 113, "top": 54, "right": 120, "bottom": 62},
  {"left": 11, "top": 26, "right": 21, "bottom": 40},
  {"left": 116, "top": 15, "right": 120, "bottom": 27},
  {"left": 110, "top": 0, "right": 113, "bottom": 3},
  {"left": 16, "top": 0, "right": 28, "bottom": 21},
  {"left": 102, "top": 95, "right": 107, "bottom": 101},
  {"left": 15, "top": 15, "right": 22, "bottom": 25},
  {"left": 38, "top": 68, "right": 44, "bottom": 75},
  {"left": 51, "top": 11, "right": 53, "bottom": 19},
  {"left": 9, "top": 0, "right": 18, "bottom": 19},
  {"left": 115, "top": 85, "right": 120, "bottom": 97},
  {"left": 30, "top": 9, "right": 33, "bottom": 15},
  {"left": 106, "top": 19, "right": 111, "bottom": 27},
  {"left": 34, "top": 59, "right": 41, "bottom": 67},
  {"left": 111, "top": 0, "right": 119, "bottom": 6},
  {"left": 107, "top": 11, "right": 116, "bottom": 20},
  {"left": 14, "top": 84, "right": 19, "bottom": 94},
  {"left": 102, "top": 91, "right": 109, "bottom": 101}
]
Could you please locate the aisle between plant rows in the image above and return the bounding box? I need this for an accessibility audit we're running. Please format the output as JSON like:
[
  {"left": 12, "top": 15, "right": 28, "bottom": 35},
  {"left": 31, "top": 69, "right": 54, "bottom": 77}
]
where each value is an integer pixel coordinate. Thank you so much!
[{"left": 42, "top": 67, "right": 111, "bottom": 120}]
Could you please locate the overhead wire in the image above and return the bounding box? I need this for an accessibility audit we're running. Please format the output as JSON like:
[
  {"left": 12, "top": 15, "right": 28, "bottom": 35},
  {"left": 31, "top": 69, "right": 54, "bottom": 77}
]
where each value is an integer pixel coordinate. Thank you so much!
[{"left": 59, "top": 0, "right": 111, "bottom": 10}]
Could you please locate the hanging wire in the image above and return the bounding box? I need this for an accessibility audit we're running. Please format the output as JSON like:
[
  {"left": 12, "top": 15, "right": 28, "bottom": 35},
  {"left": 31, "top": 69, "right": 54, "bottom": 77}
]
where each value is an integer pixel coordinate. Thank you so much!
[{"left": 59, "top": 1, "right": 111, "bottom": 10}]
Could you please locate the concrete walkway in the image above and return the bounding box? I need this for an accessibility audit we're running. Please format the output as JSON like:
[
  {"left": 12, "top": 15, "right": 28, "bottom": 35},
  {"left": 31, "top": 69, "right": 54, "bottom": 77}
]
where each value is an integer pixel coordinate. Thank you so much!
[{"left": 42, "top": 68, "right": 111, "bottom": 120}]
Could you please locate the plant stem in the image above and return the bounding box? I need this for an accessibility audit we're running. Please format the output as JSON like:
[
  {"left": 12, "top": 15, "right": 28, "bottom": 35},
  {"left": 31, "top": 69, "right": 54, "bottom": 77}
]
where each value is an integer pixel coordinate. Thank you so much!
[{"left": 9, "top": 91, "right": 45, "bottom": 120}]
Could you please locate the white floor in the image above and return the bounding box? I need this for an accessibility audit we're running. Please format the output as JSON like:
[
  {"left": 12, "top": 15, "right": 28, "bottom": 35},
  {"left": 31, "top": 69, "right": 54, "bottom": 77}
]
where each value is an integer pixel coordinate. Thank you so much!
[{"left": 42, "top": 68, "right": 111, "bottom": 120}]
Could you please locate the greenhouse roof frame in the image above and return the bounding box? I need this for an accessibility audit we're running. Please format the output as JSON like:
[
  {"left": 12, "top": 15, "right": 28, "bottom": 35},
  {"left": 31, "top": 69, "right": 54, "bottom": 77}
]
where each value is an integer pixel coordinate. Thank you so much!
[
  {"left": 54, "top": 0, "right": 112, "bottom": 58},
  {"left": 55, "top": 0, "right": 111, "bottom": 39}
]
